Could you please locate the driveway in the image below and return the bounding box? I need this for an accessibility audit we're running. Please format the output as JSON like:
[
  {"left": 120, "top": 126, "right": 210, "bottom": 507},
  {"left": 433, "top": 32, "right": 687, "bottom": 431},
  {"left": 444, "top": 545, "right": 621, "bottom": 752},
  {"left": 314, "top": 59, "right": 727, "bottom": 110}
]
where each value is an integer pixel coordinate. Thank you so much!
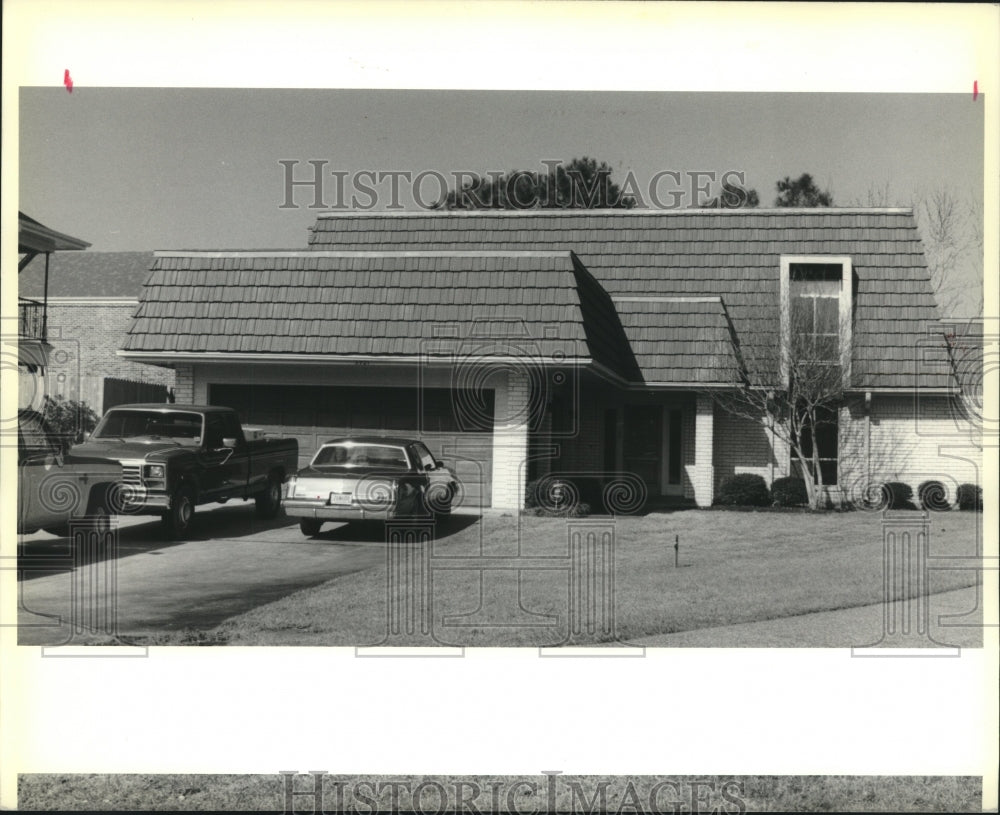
[{"left": 15, "top": 501, "right": 424, "bottom": 646}]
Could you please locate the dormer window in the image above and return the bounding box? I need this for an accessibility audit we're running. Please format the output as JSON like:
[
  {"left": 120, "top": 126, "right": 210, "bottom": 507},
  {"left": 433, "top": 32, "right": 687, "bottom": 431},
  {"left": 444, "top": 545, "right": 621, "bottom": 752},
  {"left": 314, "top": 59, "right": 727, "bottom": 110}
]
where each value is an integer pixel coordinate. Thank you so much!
[
  {"left": 790, "top": 263, "right": 842, "bottom": 362},
  {"left": 780, "top": 256, "right": 853, "bottom": 384}
]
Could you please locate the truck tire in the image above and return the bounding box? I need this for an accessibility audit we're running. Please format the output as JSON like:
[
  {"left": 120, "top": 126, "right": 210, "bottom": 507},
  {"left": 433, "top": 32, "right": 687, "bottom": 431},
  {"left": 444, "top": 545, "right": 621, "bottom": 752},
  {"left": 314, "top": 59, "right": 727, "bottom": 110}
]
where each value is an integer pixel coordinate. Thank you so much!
[
  {"left": 162, "top": 486, "right": 196, "bottom": 540},
  {"left": 85, "top": 490, "right": 113, "bottom": 533},
  {"left": 255, "top": 474, "right": 283, "bottom": 520},
  {"left": 299, "top": 519, "right": 323, "bottom": 537}
]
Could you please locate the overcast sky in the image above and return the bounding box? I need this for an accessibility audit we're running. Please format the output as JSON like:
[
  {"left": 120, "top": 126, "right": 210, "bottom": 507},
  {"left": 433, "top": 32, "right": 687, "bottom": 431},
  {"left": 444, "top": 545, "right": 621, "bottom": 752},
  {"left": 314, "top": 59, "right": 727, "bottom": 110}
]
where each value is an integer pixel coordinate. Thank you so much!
[{"left": 19, "top": 88, "right": 985, "bottom": 309}]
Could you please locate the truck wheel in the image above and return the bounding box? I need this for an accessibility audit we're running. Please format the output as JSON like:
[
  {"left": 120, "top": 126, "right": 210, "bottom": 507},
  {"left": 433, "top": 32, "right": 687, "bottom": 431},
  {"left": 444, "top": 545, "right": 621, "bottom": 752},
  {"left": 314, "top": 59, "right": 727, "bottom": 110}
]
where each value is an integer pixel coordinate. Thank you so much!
[
  {"left": 299, "top": 519, "right": 322, "bottom": 536},
  {"left": 162, "top": 486, "right": 196, "bottom": 539},
  {"left": 86, "top": 493, "right": 113, "bottom": 533},
  {"left": 255, "top": 474, "right": 283, "bottom": 520}
]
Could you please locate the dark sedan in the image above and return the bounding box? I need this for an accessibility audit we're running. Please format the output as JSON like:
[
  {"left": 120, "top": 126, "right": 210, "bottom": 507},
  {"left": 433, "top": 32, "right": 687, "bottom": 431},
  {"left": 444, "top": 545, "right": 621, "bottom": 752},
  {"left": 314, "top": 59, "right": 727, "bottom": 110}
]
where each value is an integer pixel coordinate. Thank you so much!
[{"left": 282, "top": 437, "right": 460, "bottom": 536}]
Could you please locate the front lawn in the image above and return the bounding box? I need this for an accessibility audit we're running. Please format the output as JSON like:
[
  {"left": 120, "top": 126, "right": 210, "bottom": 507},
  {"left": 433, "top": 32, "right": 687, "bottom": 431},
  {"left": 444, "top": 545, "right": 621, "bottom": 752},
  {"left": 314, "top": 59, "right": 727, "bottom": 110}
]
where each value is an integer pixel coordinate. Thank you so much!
[{"left": 204, "top": 509, "right": 981, "bottom": 647}]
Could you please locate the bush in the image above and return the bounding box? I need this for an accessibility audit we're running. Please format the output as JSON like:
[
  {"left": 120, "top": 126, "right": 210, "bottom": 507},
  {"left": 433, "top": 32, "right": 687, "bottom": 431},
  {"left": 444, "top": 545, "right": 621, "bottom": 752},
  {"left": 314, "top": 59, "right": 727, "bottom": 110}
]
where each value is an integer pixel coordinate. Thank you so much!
[
  {"left": 917, "top": 480, "right": 952, "bottom": 512},
  {"left": 956, "top": 483, "right": 983, "bottom": 511},
  {"left": 524, "top": 476, "right": 593, "bottom": 517},
  {"left": 714, "top": 473, "right": 771, "bottom": 507},
  {"left": 40, "top": 395, "right": 99, "bottom": 449},
  {"left": 771, "top": 476, "right": 809, "bottom": 507},
  {"left": 883, "top": 481, "right": 916, "bottom": 510}
]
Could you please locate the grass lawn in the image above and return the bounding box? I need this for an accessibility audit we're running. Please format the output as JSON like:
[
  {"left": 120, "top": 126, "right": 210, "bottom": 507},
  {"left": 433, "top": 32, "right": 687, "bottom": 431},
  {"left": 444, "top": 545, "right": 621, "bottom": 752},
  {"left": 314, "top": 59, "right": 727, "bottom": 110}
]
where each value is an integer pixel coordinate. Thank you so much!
[
  {"left": 17, "top": 773, "right": 983, "bottom": 812},
  {"left": 181, "top": 508, "right": 983, "bottom": 647}
]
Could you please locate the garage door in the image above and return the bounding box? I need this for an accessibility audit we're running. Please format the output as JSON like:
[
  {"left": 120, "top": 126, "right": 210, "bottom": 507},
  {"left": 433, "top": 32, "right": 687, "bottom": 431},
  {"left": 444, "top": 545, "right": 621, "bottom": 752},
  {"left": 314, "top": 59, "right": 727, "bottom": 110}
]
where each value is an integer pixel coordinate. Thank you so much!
[{"left": 209, "top": 384, "right": 494, "bottom": 508}]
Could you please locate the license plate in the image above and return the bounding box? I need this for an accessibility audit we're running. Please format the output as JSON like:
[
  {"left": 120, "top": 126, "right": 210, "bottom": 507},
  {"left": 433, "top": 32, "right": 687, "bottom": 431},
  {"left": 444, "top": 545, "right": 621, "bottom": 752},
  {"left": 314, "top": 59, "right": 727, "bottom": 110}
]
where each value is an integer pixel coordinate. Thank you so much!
[{"left": 328, "top": 492, "right": 353, "bottom": 506}]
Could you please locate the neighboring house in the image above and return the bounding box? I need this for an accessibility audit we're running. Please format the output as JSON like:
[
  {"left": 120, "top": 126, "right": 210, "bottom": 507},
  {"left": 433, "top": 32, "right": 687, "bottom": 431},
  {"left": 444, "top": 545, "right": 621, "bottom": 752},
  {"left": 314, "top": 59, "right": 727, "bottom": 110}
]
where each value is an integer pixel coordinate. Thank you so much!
[
  {"left": 19, "top": 250, "right": 173, "bottom": 413},
  {"left": 16, "top": 212, "right": 91, "bottom": 410},
  {"left": 118, "top": 208, "right": 982, "bottom": 510}
]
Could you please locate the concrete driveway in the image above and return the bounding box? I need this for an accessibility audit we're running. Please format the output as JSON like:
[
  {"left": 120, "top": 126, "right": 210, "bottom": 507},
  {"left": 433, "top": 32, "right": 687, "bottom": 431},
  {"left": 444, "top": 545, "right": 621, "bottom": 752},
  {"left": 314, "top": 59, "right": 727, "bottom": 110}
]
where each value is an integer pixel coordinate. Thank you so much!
[{"left": 15, "top": 501, "right": 422, "bottom": 646}]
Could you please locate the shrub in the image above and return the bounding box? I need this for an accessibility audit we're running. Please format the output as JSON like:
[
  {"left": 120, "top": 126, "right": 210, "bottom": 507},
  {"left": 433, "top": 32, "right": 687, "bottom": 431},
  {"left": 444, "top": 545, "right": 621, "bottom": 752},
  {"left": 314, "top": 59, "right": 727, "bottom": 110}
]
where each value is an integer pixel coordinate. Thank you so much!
[
  {"left": 917, "top": 480, "right": 952, "bottom": 512},
  {"left": 714, "top": 473, "right": 771, "bottom": 507},
  {"left": 770, "top": 476, "right": 809, "bottom": 507},
  {"left": 883, "top": 481, "right": 916, "bottom": 510},
  {"left": 524, "top": 476, "right": 593, "bottom": 517},
  {"left": 956, "top": 483, "right": 983, "bottom": 511},
  {"left": 40, "top": 395, "right": 99, "bottom": 449}
]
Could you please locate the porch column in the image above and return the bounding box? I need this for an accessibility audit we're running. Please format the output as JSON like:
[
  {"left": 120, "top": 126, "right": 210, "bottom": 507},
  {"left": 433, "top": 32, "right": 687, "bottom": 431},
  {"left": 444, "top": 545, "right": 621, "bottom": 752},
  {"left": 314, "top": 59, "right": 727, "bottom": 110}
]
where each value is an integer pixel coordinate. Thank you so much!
[
  {"left": 689, "top": 393, "right": 715, "bottom": 507},
  {"left": 490, "top": 368, "right": 531, "bottom": 510}
]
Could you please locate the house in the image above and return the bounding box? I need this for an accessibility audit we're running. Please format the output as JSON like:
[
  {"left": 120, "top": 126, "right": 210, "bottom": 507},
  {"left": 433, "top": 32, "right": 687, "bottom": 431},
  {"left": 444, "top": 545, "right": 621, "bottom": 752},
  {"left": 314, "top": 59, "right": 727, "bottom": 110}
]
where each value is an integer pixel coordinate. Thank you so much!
[
  {"left": 16, "top": 212, "right": 90, "bottom": 410},
  {"left": 118, "top": 208, "right": 982, "bottom": 509},
  {"left": 18, "top": 250, "right": 173, "bottom": 413}
]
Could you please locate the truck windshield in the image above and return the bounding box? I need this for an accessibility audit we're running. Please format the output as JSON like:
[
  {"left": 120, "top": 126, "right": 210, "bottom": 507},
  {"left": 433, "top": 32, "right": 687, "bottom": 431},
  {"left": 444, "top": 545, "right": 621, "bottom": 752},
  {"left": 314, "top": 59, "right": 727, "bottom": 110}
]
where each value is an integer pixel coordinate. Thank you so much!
[
  {"left": 312, "top": 443, "right": 409, "bottom": 469},
  {"left": 93, "top": 410, "right": 204, "bottom": 445}
]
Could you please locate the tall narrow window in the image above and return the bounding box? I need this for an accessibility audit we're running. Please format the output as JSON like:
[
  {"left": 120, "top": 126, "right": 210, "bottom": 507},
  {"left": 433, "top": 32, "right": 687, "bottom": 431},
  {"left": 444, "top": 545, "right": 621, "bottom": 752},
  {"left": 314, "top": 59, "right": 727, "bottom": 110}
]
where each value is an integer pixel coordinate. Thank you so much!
[
  {"left": 780, "top": 257, "right": 853, "bottom": 383},
  {"left": 792, "top": 405, "right": 839, "bottom": 486},
  {"left": 789, "top": 263, "right": 841, "bottom": 362}
]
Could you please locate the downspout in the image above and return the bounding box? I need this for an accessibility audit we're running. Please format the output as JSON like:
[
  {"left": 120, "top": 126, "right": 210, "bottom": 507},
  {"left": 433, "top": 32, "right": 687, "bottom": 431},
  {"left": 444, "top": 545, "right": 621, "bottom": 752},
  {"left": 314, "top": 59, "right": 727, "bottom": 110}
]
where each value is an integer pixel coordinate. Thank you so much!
[{"left": 864, "top": 391, "right": 872, "bottom": 488}]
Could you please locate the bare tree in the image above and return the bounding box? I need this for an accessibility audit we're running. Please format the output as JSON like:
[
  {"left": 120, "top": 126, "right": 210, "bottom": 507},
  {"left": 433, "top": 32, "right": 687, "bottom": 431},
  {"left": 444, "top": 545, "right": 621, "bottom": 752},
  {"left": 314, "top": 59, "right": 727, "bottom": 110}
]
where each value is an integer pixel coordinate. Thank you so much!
[{"left": 708, "top": 292, "right": 849, "bottom": 509}]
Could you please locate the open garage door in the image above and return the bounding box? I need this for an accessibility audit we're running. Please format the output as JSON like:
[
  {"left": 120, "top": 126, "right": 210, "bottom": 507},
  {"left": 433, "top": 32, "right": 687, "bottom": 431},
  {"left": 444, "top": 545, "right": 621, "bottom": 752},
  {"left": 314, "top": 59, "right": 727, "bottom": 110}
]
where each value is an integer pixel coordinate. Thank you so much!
[{"left": 209, "top": 384, "right": 494, "bottom": 508}]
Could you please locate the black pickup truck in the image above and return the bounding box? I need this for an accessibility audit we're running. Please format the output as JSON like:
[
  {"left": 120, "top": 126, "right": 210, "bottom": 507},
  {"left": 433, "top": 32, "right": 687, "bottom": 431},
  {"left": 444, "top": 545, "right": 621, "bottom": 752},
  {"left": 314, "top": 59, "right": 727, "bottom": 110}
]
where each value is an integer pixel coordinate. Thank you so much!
[{"left": 70, "top": 404, "right": 298, "bottom": 539}]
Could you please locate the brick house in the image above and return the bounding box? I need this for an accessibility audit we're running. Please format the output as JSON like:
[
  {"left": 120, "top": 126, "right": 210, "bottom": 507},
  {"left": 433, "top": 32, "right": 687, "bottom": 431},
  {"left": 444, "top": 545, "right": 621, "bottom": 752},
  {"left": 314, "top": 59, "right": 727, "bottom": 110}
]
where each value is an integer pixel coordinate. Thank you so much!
[
  {"left": 19, "top": 251, "right": 174, "bottom": 413},
  {"left": 118, "top": 208, "right": 982, "bottom": 509}
]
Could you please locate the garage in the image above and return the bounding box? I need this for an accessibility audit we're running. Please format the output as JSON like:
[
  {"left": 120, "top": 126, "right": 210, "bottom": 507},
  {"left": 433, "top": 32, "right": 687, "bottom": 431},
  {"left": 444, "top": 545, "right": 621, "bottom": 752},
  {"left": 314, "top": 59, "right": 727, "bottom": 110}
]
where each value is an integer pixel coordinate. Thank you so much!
[{"left": 209, "top": 383, "right": 495, "bottom": 507}]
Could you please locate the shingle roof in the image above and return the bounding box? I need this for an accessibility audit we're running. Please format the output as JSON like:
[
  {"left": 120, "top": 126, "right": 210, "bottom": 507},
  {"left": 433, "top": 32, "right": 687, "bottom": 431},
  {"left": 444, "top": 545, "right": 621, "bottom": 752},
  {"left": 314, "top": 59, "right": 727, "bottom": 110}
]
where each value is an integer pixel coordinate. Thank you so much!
[
  {"left": 613, "top": 297, "right": 738, "bottom": 385},
  {"left": 121, "top": 251, "right": 632, "bottom": 370},
  {"left": 19, "top": 251, "right": 155, "bottom": 298},
  {"left": 308, "top": 209, "right": 951, "bottom": 389}
]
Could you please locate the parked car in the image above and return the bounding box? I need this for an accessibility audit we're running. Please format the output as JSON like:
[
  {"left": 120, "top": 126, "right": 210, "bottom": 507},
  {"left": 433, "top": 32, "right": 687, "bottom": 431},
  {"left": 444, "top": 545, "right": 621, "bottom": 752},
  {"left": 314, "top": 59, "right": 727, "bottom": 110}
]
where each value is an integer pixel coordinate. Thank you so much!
[
  {"left": 17, "top": 409, "right": 121, "bottom": 536},
  {"left": 283, "top": 437, "right": 460, "bottom": 536},
  {"left": 69, "top": 404, "right": 298, "bottom": 539}
]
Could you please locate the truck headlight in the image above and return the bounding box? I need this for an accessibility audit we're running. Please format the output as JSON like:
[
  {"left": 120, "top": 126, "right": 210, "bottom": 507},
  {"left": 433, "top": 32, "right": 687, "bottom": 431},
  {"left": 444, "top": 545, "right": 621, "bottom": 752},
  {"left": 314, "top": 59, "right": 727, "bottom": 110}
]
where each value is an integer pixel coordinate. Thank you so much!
[{"left": 144, "top": 464, "right": 165, "bottom": 480}]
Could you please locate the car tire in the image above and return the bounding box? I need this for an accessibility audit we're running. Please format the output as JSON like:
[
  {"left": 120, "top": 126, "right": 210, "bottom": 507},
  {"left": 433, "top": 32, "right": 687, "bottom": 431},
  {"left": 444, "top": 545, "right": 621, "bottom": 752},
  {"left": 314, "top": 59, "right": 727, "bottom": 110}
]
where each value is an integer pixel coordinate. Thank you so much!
[
  {"left": 299, "top": 519, "right": 323, "bottom": 537},
  {"left": 424, "top": 483, "right": 455, "bottom": 516},
  {"left": 162, "top": 486, "right": 196, "bottom": 540},
  {"left": 255, "top": 474, "right": 282, "bottom": 520}
]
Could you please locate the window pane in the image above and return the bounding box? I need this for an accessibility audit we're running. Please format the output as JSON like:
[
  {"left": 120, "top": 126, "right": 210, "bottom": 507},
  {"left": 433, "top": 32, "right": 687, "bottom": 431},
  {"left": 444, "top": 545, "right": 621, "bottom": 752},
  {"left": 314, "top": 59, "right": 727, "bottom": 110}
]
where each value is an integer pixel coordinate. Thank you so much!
[
  {"left": 814, "top": 334, "right": 839, "bottom": 361},
  {"left": 814, "top": 297, "right": 839, "bottom": 334},
  {"left": 819, "top": 459, "right": 838, "bottom": 486},
  {"left": 791, "top": 295, "right": 814, "bottom": 334}
]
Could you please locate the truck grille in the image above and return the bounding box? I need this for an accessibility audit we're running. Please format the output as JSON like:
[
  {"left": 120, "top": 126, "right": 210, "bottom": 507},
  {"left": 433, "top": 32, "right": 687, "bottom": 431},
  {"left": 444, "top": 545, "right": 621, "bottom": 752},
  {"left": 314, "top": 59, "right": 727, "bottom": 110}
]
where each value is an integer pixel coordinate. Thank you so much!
[{"left": 122, "top": 464, "right": 143, "bottom": 486}]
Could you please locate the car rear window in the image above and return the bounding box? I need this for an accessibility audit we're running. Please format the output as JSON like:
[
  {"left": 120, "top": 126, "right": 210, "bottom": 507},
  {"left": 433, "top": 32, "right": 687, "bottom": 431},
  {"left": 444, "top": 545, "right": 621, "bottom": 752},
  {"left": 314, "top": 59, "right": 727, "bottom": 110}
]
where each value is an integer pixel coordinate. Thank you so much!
[{"left": 312, "top": 443, "right": 409, "bottom": 469}]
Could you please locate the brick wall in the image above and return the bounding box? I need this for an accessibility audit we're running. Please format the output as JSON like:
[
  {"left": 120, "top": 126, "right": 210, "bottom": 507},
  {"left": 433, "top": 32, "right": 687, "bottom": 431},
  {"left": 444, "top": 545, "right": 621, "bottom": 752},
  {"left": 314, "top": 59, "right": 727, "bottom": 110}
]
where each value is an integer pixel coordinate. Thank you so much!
[
  {"left": 44, "top": 301, "right": 174, "bottom": 411},
  {"left": 713, "top": 403, "right": 781, "bottom": 488},
  {"left": 840, "top": 393, "right": 981, "bottom": 504}
]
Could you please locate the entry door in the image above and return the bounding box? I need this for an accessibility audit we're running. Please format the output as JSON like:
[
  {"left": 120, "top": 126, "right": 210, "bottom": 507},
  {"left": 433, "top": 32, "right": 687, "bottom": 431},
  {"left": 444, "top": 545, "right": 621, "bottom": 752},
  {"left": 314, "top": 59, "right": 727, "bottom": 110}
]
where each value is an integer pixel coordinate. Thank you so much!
[{"left": 623, "top": 405, "right": 662, "bottom": 495}]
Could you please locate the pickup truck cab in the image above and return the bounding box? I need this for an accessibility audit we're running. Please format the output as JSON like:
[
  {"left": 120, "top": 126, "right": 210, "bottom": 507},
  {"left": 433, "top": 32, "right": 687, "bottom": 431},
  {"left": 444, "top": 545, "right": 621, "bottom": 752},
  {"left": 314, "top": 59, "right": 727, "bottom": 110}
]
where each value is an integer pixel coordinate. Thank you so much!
[{"left": 70, "top": 404, "right": 298, "bottom": 539}]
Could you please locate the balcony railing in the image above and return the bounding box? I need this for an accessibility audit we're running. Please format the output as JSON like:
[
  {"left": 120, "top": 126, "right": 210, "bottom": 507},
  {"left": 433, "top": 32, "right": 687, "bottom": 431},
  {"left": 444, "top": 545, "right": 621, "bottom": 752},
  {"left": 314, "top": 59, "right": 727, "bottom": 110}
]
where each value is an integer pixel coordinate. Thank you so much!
[{"left": 19, "top": 297, "right": 46, "bottom": 341}]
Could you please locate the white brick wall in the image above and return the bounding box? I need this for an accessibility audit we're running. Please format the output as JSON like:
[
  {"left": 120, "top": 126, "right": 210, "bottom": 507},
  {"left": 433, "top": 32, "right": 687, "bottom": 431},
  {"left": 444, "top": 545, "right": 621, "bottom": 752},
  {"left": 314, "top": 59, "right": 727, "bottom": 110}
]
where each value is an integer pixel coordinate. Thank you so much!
[
  {"left": 490, "top": 369, "right": 531, "bottom": 510},
  {"left": 840, "top": 393, "right": 981, "bottom": 504},
  {"left": 174, "top": 364, "right": 195, "bottom": 403}
]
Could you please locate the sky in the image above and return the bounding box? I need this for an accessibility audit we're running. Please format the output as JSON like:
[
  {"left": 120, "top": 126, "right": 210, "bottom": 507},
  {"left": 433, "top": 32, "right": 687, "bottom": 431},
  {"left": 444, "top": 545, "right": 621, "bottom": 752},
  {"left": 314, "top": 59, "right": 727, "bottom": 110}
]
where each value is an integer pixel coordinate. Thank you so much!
[{"left": 19, "top": 88, "right": 982, "bottom": 240}]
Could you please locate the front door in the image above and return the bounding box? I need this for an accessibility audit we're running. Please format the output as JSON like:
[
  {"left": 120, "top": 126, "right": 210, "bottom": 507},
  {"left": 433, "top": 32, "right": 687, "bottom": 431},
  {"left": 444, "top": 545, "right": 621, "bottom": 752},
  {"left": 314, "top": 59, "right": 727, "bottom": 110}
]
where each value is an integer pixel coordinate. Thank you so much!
[{"left": 623, "top": 405, "right": 662, "bottom": 495}]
